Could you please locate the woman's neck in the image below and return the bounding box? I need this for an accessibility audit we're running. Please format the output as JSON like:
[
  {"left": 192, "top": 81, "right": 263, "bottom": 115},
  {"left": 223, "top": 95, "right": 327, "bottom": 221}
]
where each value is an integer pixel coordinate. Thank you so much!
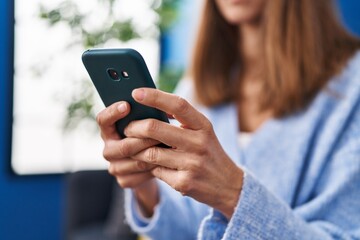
[
  {"left": 238, "top": 23, "right": 262, "bottom": 76},
  {"left": 237, "top": 23, "right": 273, "bottom": 133}
]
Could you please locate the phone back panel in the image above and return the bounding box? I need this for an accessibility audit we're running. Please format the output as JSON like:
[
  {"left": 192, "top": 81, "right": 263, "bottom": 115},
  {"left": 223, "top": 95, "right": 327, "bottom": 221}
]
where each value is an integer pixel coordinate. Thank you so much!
[{"left": 82, "top": 48, "right": 169, "bottom": 138}]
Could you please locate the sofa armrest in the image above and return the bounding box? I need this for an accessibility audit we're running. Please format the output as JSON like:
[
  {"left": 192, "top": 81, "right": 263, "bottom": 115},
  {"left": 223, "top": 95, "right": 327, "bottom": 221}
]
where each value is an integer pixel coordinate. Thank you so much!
[{"left": 65, "top": 170, "right": 114, "bottom": 238}]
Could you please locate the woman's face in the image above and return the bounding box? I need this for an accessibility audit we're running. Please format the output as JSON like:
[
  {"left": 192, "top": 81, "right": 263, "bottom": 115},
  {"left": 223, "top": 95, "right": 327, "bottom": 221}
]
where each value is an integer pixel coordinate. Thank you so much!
[{"left": 214, "top": 0, "right": 266, "bottom": 25}]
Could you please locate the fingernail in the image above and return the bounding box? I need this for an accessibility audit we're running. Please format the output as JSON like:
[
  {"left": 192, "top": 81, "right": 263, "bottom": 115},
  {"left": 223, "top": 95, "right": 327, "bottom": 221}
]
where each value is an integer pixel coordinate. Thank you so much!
[
  {"left": 133, "top": 89, "right": 145, "bottom": 101},
  {"left": 117, "top": 103, "right": 127, "bottom": 113}
]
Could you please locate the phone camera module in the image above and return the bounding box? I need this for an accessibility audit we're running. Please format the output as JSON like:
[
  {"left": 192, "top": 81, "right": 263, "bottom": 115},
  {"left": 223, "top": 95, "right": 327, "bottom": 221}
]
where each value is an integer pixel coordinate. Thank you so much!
[{"left": 107, "top": 69, "right": 120, "bottom": 81}]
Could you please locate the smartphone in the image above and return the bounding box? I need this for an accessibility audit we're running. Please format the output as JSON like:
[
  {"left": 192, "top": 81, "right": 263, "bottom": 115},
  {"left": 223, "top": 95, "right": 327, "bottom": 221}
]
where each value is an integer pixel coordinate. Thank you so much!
[{"left": 82, "top": 48, "right": 169, "bottom": 138}]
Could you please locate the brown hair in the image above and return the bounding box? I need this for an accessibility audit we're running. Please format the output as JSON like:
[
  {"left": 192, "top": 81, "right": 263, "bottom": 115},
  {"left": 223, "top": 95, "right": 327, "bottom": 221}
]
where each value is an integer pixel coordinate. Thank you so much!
[{"left": 189, "top": 0, "right": 360, "bottom": 116}]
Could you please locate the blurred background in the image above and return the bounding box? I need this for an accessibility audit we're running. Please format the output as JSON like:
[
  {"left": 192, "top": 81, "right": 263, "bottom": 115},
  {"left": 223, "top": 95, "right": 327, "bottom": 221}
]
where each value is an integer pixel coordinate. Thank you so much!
[{"left": 0, "top": 0, "right": 359, "bottom": 239}]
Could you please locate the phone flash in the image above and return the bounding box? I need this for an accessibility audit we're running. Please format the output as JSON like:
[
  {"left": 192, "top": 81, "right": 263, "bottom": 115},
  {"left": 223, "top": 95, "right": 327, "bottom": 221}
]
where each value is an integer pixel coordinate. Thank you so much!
[{"left": 121, "top": 71, "right": 129, "bottom": 78}]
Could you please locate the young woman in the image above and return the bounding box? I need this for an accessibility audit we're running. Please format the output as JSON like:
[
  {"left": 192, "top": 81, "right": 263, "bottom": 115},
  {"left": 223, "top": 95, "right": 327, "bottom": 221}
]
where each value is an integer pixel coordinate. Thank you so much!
[{"left": 96, "top": 0, "right": 360, "bottom": 239}]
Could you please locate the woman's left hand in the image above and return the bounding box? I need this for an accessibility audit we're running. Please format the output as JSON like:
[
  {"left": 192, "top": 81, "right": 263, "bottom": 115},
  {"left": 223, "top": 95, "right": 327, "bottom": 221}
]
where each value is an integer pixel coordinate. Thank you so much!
[{"left": 125, "top": 88, "right": 244, "bottom": 219}]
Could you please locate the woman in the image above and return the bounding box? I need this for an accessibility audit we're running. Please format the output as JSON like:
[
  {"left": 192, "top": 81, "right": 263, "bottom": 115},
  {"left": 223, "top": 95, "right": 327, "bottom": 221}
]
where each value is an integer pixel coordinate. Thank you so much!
[{"left": 97, "top": 0, "right": 360, "bottom": 239}]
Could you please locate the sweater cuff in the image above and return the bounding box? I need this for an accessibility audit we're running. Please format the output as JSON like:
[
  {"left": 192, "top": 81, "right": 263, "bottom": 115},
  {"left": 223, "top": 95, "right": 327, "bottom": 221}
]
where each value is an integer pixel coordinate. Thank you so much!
[
  {"left": 199, "top": 171, "right": 326, "bottom": 239},
  {"left": 124, "top": 184, "right": 166, "bottom": 233},
  {"left": 222, "top": 172, "right": 323, "bottom": 239}
]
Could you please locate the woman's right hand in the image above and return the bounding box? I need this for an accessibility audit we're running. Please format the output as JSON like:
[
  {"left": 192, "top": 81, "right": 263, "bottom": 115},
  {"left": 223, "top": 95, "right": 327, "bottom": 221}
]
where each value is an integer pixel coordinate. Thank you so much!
[{"left": 96, "top": 101, "right": 160, "bottom": 217}]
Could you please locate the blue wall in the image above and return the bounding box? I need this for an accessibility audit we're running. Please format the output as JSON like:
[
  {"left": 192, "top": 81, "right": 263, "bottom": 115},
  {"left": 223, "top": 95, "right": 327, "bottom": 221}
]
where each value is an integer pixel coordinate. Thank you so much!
[
  {"left": 0, "top": 1, "right": 65, "bottom": 240},
  {"left": 0, "top": 0, "right": 359, "bottom": 239},
  {"left": 338, "top": 0, "right": 360, "bottom": 36}
]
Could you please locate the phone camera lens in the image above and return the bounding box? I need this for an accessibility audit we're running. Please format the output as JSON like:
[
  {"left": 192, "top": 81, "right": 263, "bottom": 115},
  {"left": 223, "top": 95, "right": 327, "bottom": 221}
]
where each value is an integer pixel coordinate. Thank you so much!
[{"left": 107, "top": 69, "right": 120, "bottom": 81}]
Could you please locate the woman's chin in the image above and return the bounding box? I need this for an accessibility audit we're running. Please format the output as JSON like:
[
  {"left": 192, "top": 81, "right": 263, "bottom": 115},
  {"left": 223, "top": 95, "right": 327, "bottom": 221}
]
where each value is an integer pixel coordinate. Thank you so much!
[{"left": 225, "top": 15, "right": 261, "bottom": 26}]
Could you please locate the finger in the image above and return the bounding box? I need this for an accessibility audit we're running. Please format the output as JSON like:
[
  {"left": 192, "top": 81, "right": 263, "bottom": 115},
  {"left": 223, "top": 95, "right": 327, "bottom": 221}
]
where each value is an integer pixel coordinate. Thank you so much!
[
  {"left": 97, "top": 101, "right": 130, "bottom": 140},
  {"left": 132, "top": 88, "right": 209, "bottom": 130},
  {"left": 132, "top": 146, "right": 187, "bottom": 170},
  {"left": 125, "top": 119, "right": 195, "bottom": 149},
  {"left": 151, "top": 167, "right": 188, "bottom": 195},
  {"left": 108, "top": 159, "right": 156, "bottom": 176},
  {"left": 103, "top": 137, "right": 160, "bottom": 161},
  {"left": 115, "top": 172, "right": 153, "bottom": 189}
]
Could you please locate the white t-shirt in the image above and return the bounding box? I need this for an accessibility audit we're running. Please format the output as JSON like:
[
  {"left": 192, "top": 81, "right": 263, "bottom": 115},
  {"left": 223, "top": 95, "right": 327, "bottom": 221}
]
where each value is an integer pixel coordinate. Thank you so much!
[{"left": 237, "top": 132, "right": 253, "bottom": 149}]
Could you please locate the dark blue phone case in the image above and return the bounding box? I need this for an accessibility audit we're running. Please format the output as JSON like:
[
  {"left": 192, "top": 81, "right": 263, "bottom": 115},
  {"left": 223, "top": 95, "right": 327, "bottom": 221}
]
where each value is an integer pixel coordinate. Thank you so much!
[{"left": 82, "top": 48, "right": 169, "bottom": 138}]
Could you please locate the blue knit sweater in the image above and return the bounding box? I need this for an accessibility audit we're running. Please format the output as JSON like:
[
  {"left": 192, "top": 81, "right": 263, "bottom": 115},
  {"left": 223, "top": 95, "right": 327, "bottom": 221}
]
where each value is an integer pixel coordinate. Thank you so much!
[{"left": 125, "top": 52, "right": 360, "bottom": 239}]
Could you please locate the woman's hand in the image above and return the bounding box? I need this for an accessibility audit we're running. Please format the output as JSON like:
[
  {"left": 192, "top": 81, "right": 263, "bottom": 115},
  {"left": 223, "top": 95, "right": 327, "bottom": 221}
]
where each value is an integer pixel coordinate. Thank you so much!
[
  {"left": 96, "top": 101, "right": 160, "bottom": 217},
  {"left": 125, "top": 88, "right": 244, "bottom": 219}
]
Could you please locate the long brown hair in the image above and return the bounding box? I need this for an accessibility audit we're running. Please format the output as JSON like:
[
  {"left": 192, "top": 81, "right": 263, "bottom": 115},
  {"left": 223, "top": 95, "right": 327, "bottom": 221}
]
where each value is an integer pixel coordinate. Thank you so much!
[{"left": 190, "top": 0, "right": 360, "bottom": 116}]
